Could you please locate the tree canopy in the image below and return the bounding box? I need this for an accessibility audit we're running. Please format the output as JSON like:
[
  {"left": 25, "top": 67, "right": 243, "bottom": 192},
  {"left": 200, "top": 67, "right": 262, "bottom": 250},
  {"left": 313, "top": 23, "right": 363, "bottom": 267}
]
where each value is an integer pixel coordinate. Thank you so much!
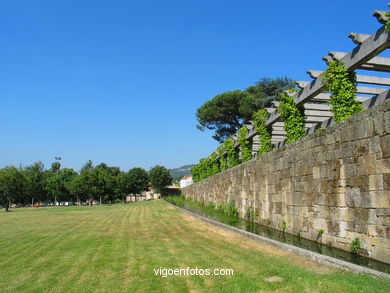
[
  {"left": 0, "top": 166, "right": 25, "bottom": 211},
  {"left": 148, "top": 165, "right": 172, "bottom": 193},
  {"left": 196, "top": 77, "right": 294, "bottom": 142}
]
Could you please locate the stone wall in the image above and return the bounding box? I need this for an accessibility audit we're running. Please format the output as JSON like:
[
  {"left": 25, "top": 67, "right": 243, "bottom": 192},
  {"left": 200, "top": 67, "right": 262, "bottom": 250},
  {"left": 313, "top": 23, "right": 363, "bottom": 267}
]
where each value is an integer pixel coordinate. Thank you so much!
[{"left": 183, "top": 99, "right": 390, "bottom": 264}]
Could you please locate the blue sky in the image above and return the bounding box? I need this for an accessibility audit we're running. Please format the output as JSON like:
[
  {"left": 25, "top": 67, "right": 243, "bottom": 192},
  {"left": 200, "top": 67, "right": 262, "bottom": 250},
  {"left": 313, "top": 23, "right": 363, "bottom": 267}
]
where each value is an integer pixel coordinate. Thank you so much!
[{"left": 0, "top": 0, "right": 388, "bottom": 171}]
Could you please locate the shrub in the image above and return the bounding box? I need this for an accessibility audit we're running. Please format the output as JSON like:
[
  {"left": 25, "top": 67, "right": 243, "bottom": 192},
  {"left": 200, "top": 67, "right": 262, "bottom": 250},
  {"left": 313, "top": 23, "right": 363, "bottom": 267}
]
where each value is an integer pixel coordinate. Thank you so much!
[
  {"left": 279, "top": 219, "right": 287, "bottom": 232},
  {"left": 227, "top": 200, "right": 238, "bottom": 217},
  {"left": 350, "top": 237, "right": 361, "bottom": 254}
]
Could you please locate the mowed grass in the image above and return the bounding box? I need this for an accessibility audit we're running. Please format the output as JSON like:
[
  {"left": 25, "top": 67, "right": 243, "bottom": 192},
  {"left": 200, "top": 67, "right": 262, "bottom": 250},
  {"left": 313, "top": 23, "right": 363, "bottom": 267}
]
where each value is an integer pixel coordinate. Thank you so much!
[{"left": 0, "top": 200, "right": 389, "bottom": 292}]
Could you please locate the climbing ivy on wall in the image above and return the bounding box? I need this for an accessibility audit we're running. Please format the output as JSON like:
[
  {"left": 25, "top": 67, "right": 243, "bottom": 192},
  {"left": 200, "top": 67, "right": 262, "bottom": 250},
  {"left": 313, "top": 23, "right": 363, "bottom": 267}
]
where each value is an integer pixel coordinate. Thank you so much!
[
  {"left": 217, "top": 145, "right": 228, "bottom": 172},
  {"left": 386, "top": 4, "right": 390, "bottom": 31},
  {"left": 237, "top": 126, "right": 252, "bottom": 162},
  {"left": 191, "top": 152, "right": 220, "bottom": 183},
  {"left": 224, "top": 137, "right": 240, "bottom": 168},
  {"left": 252, "top": 109, "right": 273, "bottom": 155},
  {"left": 322, "top": 60, "right": 362, "bottom": 122},
  {"left": 277, "top": 92, "right": 306, "bottom": 143},
  {"left": 210, "top": 152, "right": 220, "bottom": 175},
  {"left": 191, "top": 164, "right": 200, "bottom": 183}
]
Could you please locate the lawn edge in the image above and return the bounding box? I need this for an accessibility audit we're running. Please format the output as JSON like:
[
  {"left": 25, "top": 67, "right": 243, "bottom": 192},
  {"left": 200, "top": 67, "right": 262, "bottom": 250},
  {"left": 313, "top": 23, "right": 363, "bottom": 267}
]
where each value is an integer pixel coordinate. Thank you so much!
[{"left": 162, "top": 199, "right": 390, "bottom": 280}]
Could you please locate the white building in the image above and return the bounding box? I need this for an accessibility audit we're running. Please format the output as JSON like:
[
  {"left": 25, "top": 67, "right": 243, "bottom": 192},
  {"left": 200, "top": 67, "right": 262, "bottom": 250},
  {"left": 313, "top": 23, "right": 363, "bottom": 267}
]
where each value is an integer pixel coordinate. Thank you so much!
[{"left": 180, "top": 175, "right": 193, "bottom": 188}]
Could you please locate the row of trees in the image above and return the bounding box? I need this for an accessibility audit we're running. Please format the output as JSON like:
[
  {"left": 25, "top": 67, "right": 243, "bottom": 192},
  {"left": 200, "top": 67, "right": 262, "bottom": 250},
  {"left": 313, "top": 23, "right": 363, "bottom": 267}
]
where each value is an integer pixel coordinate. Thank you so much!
[{"left": 0, "top": 160, "right": 172, "bottom": 211}]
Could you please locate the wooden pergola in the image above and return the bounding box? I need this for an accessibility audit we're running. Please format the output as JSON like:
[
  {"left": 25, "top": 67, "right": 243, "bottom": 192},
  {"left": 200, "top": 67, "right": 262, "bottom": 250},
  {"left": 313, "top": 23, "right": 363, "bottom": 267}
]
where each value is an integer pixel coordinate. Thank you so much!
[{"left": 232, "top": 10, "right": 390, "bottom": 156}]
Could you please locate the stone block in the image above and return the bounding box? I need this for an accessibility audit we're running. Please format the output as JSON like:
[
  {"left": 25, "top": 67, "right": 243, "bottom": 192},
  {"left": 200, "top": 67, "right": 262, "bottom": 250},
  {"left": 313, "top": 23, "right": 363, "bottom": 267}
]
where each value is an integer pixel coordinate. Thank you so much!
[
  {"left": 365, "top": 191, "right": 390, "bottom": 208},
  {"left": 334, "top": 207, "right": 352, "bottom": 222},
  {"left": 345, "top": 188, "right": 362, "bottom": 208},
  {"left": 380, "top": 135, "right": 390, "bottom": 158},
  {"left": 383, "top": 173, "right": 390, "bottom": 190},
  {"left": 341, "top": 163, "right": 358, "bottom": 178},
  {"left": 340, "top": 125, "right": 354, "bottom": 143},
  {"left": 367, "top": 225, "right": 387, "bottom": 238},
  {"left": 326, "top": 220, "right": 341, "bottom": 236},
  {"left": 312, "top": 218, "right": 327, "bottom": 231},
  {"left": 358, "top": 154, "right": 377, "bottom": 175},
  {"left": 376, "top": 215, "right": 390, "bottom": 226},
  {"left": 371, "top": 246, "right": 390, "bottom": 262},
  {"left": 376, "top": 208, "right": 390, "bottom": 216},
  {"left": 351, "top": 208, "right": 377, "bottom": 225},
  {"left": 376, "top": 158, "right": 390, "bottom": 174},
  {"left": 369, "top": 174, "right": 383, "bottom": 191},
  {"left": 370, "top": 236, "right": 390, "bottom": 248},
  {"left": 312, "top": 166, "right": 321, "bottom": 179},
  {"left": 369, "top": 136, "right": 382, "bottom": 155}
]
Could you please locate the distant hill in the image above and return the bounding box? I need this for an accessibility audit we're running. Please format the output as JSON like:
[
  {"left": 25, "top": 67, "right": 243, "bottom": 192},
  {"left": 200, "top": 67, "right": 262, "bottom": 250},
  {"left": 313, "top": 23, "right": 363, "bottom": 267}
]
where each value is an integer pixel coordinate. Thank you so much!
[{"left": 170, "top": 164, "right": 194, "bottom": 179}]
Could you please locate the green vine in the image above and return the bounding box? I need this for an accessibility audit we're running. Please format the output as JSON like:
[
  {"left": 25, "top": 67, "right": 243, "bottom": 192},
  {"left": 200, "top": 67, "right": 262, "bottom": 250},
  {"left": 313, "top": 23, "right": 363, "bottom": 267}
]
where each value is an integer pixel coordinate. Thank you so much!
[
  {"left": 252, "top": 109, "right": 273, "bottom": 155},
  {"left": 191, "top": 163, "right": 201, "bottom": 182},
  {"left": 210, "top": 152, "right": 219, "bottom": 175},
  {"left": 223, "top": 137, "right": 240, "bottom": 168},
  {"left": 386, "top": 3, "right": 390, "bottom": 32},
  {"left": 216, "top": 145, "right": 228, "bottom": 172},
  {"left": 322, "top": 60, "right": 362, "bottom": 122},
  {"left": 237, "top": 126, "right": 252, "bottom": 162},
  {"left": 277, "top": 92, "right": 306, "bottom": 143}
]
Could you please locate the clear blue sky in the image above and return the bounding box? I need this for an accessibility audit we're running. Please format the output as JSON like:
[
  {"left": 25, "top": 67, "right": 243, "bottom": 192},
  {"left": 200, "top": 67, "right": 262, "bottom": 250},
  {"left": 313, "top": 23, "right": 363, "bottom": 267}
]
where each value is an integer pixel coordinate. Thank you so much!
[{"left": 0, "top": 0, "right": 387, "bottom": 171}]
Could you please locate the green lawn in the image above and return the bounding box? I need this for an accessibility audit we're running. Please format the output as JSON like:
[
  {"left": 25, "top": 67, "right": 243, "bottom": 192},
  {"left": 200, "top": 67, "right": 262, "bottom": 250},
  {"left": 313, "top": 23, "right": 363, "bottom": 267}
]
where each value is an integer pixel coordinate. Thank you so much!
[{"left": 0, "top": 200, "right": 389, "bottom": 292}]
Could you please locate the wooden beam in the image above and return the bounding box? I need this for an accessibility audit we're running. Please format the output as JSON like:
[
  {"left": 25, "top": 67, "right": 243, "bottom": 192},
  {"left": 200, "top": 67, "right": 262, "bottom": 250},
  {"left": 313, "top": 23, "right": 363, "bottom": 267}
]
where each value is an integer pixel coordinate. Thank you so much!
[
  {"left": 307, "top": 70, "right": 322, "bottom": 78},
  {"left": 311, "top": 93, "right": 371, "bottom": 103},
  {"left": 304, "top": 110, "right": 333, "bottom": 117},
  {"left": 295, "top": 81, "right": 310, "bottom": 89},
  {"left": 362, "top": 88, "right": 390, "bottom": 109},
  {"left": 265, "top": 107, "right": 277, "bottom": 114},
  {"left": 373, "top": 10, "right": 388, "bottom": 24},
  {"left": 325, "top": 51, "right": 390, "bottom": 72},
  {"left": 307, "top": 70, "right": 390, "bottom": 86},
  {"left": 356, "top": 86, "right": 387, "bottom": 95},
  {"left": 349, "top": 32, "right": 371, "bottom": 45}
]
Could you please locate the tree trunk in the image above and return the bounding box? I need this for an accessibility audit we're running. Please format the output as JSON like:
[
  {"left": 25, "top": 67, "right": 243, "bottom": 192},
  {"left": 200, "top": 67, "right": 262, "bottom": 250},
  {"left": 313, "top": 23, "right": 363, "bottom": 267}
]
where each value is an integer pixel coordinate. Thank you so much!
[
  {"left": 5, "top": 197, "right": 10, "bottom": 212},
  {"left": 32, "top": 197, "right": 34, "bottom": 208},
  {"left": 99, "top": 195, "right": 102, "bottom": 205}
]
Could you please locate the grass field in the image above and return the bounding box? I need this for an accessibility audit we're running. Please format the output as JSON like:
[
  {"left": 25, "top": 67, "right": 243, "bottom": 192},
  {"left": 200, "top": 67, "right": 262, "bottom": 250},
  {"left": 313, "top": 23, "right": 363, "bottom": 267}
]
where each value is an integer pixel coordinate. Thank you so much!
[{"left": 0, "top": 200, "right": 389, "bottom": 292}]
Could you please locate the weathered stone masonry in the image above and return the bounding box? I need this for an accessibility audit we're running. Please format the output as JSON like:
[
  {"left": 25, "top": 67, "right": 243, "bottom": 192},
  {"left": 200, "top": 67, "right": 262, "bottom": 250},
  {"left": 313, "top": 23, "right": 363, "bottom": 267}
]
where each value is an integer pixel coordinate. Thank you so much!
[{"left": 183, "top": 99, "right": 390, "bottom": 264}]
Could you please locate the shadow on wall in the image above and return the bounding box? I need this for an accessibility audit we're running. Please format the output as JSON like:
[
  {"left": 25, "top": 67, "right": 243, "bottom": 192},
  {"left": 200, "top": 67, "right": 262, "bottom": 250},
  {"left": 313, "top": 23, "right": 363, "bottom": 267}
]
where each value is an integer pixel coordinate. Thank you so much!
[{"left": 161, "top": 187, "right": 181, "bottom": 196}]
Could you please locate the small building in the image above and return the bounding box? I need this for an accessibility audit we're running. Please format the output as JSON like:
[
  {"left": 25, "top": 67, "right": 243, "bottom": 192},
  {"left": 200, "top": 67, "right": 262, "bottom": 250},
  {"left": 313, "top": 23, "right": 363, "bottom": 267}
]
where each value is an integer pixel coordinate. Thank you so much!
[{"left": 180, "top": 175, "right": 193, "bottom": 188}]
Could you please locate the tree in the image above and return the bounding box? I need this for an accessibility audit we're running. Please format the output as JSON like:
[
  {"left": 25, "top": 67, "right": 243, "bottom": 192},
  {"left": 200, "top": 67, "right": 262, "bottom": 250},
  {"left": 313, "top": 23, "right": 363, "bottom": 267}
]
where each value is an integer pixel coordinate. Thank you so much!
[
  {"left": 45, "top": 167, "right": 77, "bottom": 204},
  {"left": 196, "top": 77, "right": 294, "bottom": 142},
  {"left": 196, "top": 90, "right": 250, "bottom": 142},
  {"left": 21, "top": 162, "right": 47, "bottom": 206},
  {"left": 126, "top": 167, "right": 149, "bottom": 195},
  {"left": 0, "top": 166, "right": 25, "bottom": 211},
  {"left": 148, "top": 165, "right": 172, "bottom": 194},
  {"left": 92, "top": 163, "right": 121, "bottom": 203},
  {"left": 67, "top": 160, "right": 98, "bottom": 205}
]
